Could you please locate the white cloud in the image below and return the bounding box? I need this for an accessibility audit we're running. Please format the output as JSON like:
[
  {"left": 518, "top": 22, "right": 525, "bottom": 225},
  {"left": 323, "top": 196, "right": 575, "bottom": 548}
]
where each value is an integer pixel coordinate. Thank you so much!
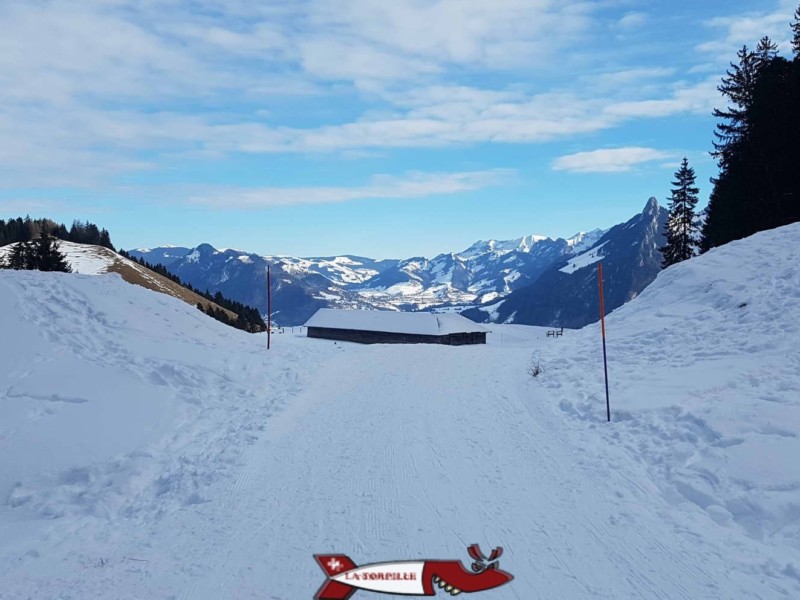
[
  {"left": 586, "top": 67, "right": 676, "bottom": 88},
  {"left": 552, "top": 147, "right": 674, "bottom": 173},
  {"left": 184, "top": 169, "right": 513, "bottom": 208},
  {"left": 303, "top": 0, "right": 594, "bottom": 76},
  {"left": 697, "top": 4, "right": 795, "bottom": 59},
  {"left": 615, "top": 12, "right": 648, "bottom": 31},
  {"left": 0, "top": 198, "right": 69, "bottom": 214},
  {"left": 604, "top": 77, "right": 722, "bottom": 118}
]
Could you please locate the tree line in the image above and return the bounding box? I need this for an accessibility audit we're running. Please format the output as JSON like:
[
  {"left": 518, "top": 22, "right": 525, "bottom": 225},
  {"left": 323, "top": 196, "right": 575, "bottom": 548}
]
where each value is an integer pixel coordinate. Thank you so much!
[
  {"left": 118, "top": 250, "right": 266, "bottom": 333},
  {"left": 660, "top": 5, "right": 800, "bottom": 267},
  {"left": 0, "top": 217, "right": 114, "bottom": 250}
]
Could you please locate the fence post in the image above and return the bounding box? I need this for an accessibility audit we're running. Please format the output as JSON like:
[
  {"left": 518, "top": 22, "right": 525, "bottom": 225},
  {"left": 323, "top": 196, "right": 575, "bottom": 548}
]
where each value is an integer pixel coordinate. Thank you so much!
[
  {"left": 267, "top": 264, "right": 271, "bottom": 350},
  {"left": 598, "top": 262, "right": 610, "bottom": 422}
]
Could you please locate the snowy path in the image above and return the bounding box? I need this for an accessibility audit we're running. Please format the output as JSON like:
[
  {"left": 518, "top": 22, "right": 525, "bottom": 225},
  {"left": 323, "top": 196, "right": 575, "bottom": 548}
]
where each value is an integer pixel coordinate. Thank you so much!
[{"left": 46, "top": 340, "right": 780, "bottom": 599}]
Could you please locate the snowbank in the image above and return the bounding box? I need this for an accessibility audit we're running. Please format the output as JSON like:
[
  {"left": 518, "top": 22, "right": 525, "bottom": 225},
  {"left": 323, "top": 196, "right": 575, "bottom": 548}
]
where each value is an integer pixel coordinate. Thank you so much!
[
  {"left": 0, "top": 270, "right": 322, "bottom": 527},
  {"left": 543, "top": 222, "right": 800, "bottom": 562}
]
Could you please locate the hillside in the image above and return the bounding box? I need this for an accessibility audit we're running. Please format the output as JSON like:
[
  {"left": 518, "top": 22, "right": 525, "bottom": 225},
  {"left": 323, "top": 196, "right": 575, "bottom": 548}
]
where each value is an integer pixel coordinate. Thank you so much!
[
  {"left": 1, "top": 223, "right": 798, "bottom": 598},
  {"left": 0, "top": 240, "right": 238, "bottom": 321}
]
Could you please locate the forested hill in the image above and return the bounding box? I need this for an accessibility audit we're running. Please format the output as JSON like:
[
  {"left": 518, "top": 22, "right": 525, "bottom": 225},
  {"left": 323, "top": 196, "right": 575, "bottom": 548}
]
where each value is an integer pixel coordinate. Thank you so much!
[{"left": 0, "top": 217, "right": 114, "bottom": 250}]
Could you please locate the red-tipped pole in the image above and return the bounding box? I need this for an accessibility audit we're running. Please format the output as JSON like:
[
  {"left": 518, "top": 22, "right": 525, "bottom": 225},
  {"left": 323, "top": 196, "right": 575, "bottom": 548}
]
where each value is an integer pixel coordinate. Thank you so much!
[
  {"left": 598, "top": 262, "right": 610, "bottom": 422},
  {"left": 267, "top": 264, "right": 271, "bottom": 350}
]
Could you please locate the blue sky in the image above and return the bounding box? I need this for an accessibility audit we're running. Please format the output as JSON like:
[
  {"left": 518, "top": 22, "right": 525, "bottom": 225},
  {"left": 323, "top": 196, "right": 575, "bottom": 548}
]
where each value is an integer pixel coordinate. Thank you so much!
[{"left": 0, "top": 0, "right": 797, "bottom": 258}]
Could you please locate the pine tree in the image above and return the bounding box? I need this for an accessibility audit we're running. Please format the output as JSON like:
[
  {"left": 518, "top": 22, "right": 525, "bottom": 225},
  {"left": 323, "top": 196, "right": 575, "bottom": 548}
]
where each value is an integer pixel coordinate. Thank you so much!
[
  {"left": 712, "top": 46, "right": 760, "bottom": 172},
  {"left": 7, "top": 242, "right": 32, "bottom": 269},
  {"left": 755, "top": 36, "right": 778, "bottom": 67},
  {"left": 661, "top": 158, "right": 700, "bottom": 267},
  {"left": 98, "top": 228, "right": 114, "bottom": 250},
  {"left": 792, "top": 4, "right": 800, "bottom": 56},
  {"left": 31, "top": 235, "right": 72, "bottom": 272}
]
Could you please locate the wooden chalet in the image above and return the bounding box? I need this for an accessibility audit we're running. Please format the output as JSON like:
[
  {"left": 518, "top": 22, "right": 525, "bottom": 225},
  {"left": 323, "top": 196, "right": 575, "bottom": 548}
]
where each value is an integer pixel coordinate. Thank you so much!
[{"left": 304, "top": 309, "right": 488, "bottom": 345}]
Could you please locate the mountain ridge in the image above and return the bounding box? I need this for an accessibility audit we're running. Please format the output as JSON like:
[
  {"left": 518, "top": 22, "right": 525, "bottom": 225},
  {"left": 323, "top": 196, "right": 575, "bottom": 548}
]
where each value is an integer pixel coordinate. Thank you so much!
[{"left": 130, "top": 201, "right": 666, "bottom": 327}]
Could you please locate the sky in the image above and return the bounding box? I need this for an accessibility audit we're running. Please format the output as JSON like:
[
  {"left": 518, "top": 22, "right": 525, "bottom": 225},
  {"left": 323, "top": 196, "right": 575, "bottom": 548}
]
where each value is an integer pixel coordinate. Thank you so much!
[{"left": 0, "top": 0, "right": 797, "bottom": 259}]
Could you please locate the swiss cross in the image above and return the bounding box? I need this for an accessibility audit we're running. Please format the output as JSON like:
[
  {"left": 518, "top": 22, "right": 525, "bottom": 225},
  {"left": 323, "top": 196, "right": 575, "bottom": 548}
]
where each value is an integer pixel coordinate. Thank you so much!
[{"left": 327, "top": 558, "right": 343, "bottom": 572}]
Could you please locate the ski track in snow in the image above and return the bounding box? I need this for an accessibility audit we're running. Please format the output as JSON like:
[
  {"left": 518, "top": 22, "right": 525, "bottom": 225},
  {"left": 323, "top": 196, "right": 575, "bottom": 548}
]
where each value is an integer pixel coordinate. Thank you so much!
[{"left": 2, "top": 224, "right": 800, "bottom": 599}]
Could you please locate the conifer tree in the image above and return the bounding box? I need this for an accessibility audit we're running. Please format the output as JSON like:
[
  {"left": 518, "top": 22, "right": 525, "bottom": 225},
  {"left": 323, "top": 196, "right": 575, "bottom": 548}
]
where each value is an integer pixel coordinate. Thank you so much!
[
  {"left": 792, "top": 4, "right": 800, "bottom": 56},
  {"left": 712, "top": 45, "right": 760, "bottom": 171},
  {"left": 99, "top": 228, "right": 113, "bottom": 250},
  {"left": 755, "top": 36, "right": 778, "bottom": 67},
  {"left": 31, "top": 235, "right": 72, "bottom": 272},
  {"left": 661, "top": 158, "right": 700, "bottom": 267},
  {"left": 7, "top": 242, "right": 31, "bottom": 270}
]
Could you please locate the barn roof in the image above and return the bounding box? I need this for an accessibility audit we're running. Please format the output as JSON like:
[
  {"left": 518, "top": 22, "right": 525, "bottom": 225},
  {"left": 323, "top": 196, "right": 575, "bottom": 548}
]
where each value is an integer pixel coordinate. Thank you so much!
[{"left": 304, "top": 309, "right": 488, "bottom": 336}]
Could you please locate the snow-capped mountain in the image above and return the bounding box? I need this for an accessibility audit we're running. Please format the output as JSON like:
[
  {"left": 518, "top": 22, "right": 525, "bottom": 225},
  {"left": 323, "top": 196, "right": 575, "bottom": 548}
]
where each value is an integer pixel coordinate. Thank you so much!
[
  {"left": 278, "top": 254, "right": 400, "bottom": 287},
  {"left": 464, "top": 197, "right": 668, "bottom": 328},
  {"left": 127, "top": 245, "right": 190, "bottom": 267},
  {"left": 354, "top": 235, "right": 589, "bottom": 309}
]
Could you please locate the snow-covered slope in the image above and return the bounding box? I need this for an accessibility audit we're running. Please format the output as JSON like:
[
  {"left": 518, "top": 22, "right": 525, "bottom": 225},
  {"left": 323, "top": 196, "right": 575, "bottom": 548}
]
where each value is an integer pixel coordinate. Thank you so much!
[
  {"left": 1, "top": 222, "right": 798, "bottom": 598},
  {"left": 0, "top": 240, "right": 115, "bottom": 274},
  {"left": 0, "top": 240, "right": 240, "bottom": 319},
  {"left": 551, "top": 221, "right": 800, "bottom": 554}
]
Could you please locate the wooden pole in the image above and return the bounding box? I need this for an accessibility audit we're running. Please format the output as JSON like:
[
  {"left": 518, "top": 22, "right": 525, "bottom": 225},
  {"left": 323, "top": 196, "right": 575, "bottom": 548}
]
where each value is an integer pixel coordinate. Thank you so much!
[
  {"left": 267, "top": 264, "right": 271, "bottom": 350},
  {"left": 598, "top": 262, "right": 610, "bottom": 422}
]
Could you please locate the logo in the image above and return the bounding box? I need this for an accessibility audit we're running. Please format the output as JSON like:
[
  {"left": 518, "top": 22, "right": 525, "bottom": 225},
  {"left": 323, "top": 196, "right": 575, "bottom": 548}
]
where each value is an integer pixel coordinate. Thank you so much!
[{"left": 314, "top": 544, "right": 513, "bottom": 598}]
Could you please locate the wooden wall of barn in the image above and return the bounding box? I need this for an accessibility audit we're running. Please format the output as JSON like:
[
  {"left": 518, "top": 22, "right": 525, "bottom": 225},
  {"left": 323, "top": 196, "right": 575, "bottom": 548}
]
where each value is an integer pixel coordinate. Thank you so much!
[{"left": 307, "top": 327, "right": 486, "bottom": 345}]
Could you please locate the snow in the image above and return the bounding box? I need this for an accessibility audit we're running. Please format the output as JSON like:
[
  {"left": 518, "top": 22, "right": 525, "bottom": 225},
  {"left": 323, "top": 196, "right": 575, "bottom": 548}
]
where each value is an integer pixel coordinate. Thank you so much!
[
  {"left": 566, "top": 228, "right": 607, "bottom": 254},
  {"left": 281, "top": 256, "right": 383, "bottom": 287},
  {"left": 559, "top": 241, "right": 608, "bottom": 273},
  {"left": 331, "top": 256, "right": 360, "bottom": 265},
  {"left": 459, "top": 234, "right": 548, "bottom": 259},
  {"left": 1, "top": 222, "right": 800, "bottom": 598},
  {"left": 0, "top": 240, "right": 111, "bottom": 275},
  {"left": 305, "top": 308, "right": 488, "bottom": 335},
  {"left": 314, "top": 290, "right": 341, "bottom": 301},
  {"left": 493, "top": 234, "right": 548, "bottom": 253},
  {"left": 480, "top": 298, "right": 506, "bottom": 321}
]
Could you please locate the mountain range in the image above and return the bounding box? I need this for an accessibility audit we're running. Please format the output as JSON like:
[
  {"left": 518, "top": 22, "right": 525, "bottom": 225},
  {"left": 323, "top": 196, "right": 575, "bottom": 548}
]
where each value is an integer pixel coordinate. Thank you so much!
[{"left": 131, "top": 197, "right": 666, "bottom": 327}]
